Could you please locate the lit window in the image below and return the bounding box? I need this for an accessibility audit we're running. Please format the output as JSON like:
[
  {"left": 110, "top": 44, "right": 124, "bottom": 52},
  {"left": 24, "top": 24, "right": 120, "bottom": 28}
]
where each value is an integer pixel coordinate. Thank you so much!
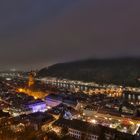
[
  {"left": 128, "top": 94, "right": 131, "bottom": 99},
  {"left": 133, "top": 95, "right": 135, "bottom": 100}
]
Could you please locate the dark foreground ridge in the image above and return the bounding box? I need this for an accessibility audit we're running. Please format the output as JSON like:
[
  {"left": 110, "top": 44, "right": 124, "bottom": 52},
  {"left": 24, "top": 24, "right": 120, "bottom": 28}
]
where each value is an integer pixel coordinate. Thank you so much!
[{"left": 38, "top": 58, "right": 140, "bottom": 87}]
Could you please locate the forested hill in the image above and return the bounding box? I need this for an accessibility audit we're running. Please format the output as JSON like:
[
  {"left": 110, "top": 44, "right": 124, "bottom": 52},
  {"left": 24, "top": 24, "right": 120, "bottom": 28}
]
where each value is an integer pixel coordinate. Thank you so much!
[{"left": 38, "top": 58, "right": 140, "bottom": 87}]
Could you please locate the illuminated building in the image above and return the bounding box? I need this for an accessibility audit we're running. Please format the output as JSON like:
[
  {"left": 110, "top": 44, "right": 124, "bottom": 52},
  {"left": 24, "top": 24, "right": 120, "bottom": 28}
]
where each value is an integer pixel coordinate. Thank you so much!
[
  {"left": 17, "top": 88, "right": 48, "bottom": 99},
  {"left": 17, "top": 71, "right": 48, "bottom": 98},
  {"left": 53, "top": 119, "right": 99, "bottom": 140},
  {"left": 28, "top": 71, "right": 36, "bottom": 87},
  {"left": 122, "top": 92, "right": 140, "bottom": 105},
  {"left": 83, "top": 106, "right": 96, "bottom": 117},
  {"left": 27, "top": 100, "right": 47, "bottom": 113},
  {"left": 53, "top": 118, "right": 140, "bottom": 140}
]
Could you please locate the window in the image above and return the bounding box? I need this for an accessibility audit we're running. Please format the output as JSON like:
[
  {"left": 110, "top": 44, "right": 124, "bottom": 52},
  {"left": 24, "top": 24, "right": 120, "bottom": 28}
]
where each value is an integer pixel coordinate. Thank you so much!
[
  {"left": 133, "top": 95, "right": 135, "bottom": 100},
  {"left": 128, "top": 94, "right": 131, "bottom": 99}
]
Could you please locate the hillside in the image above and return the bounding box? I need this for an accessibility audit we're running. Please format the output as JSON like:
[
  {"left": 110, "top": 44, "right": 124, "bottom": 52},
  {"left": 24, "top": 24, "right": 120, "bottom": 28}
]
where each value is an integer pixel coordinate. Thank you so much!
[{"left": 38, "top": 58, "right": 140, "bottom": 87}]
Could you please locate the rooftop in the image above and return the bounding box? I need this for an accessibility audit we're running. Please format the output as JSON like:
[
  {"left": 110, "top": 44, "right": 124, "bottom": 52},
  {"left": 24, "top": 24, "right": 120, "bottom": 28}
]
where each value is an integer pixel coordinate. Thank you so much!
[{"left": 53, "top": 118, "right": 101, "bottom": 135}]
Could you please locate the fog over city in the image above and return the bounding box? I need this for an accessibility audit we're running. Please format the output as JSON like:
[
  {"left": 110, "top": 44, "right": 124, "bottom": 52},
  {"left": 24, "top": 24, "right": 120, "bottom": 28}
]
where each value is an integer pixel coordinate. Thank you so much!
[{"left": 0, "top": 0, "right": 140, "bottom": 70}]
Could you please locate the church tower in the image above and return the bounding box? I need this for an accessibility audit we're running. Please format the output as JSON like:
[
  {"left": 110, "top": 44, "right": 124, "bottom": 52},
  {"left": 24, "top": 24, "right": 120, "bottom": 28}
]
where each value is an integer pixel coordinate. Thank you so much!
[{"left": 28, "top": 71, "right": 36, "bottom": 88}]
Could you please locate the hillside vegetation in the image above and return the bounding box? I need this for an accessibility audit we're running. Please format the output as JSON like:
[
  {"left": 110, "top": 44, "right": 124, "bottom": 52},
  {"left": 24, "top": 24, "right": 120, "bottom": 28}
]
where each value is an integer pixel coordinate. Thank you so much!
[{"left": 38, "top": 58, "right": 140, "bottom": 87}]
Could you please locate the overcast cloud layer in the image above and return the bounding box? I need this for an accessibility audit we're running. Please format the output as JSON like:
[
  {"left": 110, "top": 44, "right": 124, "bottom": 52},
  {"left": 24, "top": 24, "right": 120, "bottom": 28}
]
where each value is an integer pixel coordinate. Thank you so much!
[{"left": 0, "top": 0, "right": 140, "bottom": 70}]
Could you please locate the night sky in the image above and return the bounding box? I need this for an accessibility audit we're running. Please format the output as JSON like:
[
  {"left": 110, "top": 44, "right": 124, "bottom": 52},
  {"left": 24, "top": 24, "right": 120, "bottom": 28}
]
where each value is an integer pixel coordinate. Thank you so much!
[{"left": 0, "top": 0, "right": 140, "bottom": 70}]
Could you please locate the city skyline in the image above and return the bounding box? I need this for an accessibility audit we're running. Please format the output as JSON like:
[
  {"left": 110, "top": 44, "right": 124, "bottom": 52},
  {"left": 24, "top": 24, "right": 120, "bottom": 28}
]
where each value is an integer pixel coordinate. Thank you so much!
[{"left": 0, "top": 1, "right": 140, "bottom": 140}]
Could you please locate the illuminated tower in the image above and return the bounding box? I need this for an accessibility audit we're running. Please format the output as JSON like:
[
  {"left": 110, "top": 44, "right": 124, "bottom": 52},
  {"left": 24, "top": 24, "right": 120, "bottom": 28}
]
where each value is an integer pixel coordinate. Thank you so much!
[{"left": 28, "top": 71, "right": 36, "bottom": 88}]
